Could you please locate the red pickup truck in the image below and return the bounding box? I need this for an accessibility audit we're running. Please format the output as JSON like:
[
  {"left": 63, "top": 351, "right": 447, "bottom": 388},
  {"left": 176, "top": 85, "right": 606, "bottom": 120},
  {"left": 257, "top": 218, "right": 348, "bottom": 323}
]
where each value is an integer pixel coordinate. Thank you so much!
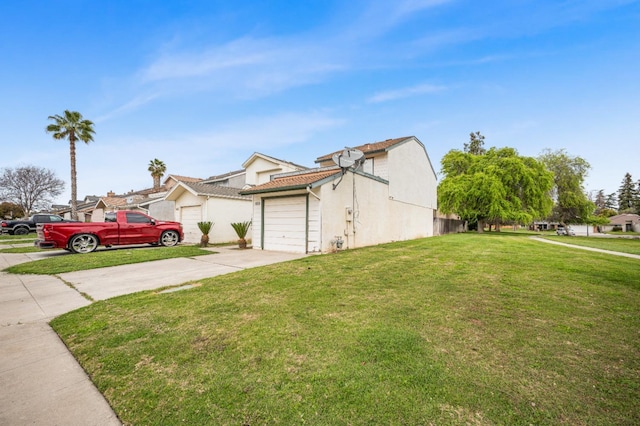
[{"left": 35, "top": 210, "right": 184, "bottom": 254}]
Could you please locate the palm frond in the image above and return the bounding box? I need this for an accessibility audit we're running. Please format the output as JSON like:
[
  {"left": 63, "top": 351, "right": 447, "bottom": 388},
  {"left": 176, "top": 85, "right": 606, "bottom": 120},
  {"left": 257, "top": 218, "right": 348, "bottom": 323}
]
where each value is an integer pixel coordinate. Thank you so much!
[
  {"left": 197, "top": 221, "right": 213, "bottom": 235},
  {"left": 231, "top": 221, "right": 251, "bottom": 239}
]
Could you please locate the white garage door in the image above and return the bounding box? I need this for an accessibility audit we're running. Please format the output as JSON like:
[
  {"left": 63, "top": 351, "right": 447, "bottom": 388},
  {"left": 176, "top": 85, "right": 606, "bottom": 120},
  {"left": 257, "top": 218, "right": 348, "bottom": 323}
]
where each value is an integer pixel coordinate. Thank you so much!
[
  {"left": 263, "top": 196, "right": 308, "bottom": 253},
  {"left": 180, "top": 206, "right": 202, "bottom": 243}
]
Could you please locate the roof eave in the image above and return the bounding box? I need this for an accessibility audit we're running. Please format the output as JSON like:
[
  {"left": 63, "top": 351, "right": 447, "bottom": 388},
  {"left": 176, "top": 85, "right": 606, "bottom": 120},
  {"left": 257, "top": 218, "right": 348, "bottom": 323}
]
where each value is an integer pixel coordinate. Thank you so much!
[{"left": 240, "top": 183, "right": 309, "bottom": 195}]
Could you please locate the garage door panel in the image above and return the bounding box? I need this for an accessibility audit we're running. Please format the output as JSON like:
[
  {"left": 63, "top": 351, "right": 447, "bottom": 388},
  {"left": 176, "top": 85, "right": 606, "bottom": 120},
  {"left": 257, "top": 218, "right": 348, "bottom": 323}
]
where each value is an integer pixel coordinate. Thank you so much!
[
  {"left": 263, "top": 196, "right": 307, "bottom": 253},
  {"left": 181, "top": 206, "right": 202, "bottom": 243}
]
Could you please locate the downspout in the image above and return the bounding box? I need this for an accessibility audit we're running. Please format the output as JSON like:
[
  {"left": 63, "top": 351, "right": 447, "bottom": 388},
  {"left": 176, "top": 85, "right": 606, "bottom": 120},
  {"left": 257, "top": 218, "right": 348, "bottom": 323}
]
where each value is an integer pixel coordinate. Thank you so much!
[
  {"left": 307, "top": 186, "right": 321, "bottom": 252},
  {"left": 306, "top": 186, "right": 320, "bottom": 200}
]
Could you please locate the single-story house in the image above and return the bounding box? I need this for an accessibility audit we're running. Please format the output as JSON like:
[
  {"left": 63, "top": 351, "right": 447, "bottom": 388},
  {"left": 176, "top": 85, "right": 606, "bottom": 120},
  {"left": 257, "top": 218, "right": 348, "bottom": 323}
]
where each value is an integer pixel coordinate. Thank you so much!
[
  {"left": 241, "top": 136, "right": 438, "bottom": 253},
  {"left": 606, "top": 213, "right": 640, "bottom": 232}
]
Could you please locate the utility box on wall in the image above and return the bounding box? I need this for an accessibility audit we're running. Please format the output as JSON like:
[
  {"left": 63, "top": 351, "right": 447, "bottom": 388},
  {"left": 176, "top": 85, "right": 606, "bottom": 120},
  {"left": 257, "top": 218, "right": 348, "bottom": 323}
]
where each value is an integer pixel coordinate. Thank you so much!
[{"left": 345, "top": 206, "right": 353, "bottom": 222}]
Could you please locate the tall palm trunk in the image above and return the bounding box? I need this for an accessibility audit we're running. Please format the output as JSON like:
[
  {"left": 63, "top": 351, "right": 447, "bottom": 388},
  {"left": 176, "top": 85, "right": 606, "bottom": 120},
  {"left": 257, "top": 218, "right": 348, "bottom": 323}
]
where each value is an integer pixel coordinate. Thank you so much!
[{"left": 69, "top": 136, "right": 78, "bottom": 220}]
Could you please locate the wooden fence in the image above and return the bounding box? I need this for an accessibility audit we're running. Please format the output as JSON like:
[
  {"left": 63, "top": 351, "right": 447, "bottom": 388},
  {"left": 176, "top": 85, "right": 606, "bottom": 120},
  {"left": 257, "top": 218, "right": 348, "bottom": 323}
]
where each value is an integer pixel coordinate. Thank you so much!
[{"left": 433, "top": 217, "right": 467, "bottom": 236}]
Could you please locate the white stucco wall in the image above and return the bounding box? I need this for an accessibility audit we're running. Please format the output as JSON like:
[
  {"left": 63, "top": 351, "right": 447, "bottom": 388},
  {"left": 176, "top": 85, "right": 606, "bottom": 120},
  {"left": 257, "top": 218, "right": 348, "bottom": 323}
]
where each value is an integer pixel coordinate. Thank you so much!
[
  {"left": 205, "top": 196, "right": 252, "bottom": 244},
  {"left": 318, "top": 172, "right": 433, "bottom": 252},
  {"left": 386, "top": 138, "right": 438, "bottom": 209},
  {"left": 245, "top": 156, "right": 304, "bottom": 186},
  {"left": 148, "top": 200, "right": 175, "bottom": 221},
  {"left": 173, "top": 190, "right": 252, "bottom": 244}
]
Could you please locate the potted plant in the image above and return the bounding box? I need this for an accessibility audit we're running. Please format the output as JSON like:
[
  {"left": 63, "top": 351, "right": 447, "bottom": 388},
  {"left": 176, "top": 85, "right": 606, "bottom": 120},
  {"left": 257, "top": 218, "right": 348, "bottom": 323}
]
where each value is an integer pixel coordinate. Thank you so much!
[
  {"left": 230, "top": 221, "right": 251, "bottom": 249},
  {"left": 197, "top": 221, "right": 213, "bottom": 247}
]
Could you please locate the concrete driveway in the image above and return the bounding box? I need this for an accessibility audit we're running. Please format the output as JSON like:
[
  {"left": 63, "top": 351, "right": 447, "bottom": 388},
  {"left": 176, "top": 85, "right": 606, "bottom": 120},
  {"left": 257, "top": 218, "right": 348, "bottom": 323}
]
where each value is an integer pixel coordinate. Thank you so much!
[{"left": 0, "top": 246, "right": 307, "bottom": 425}]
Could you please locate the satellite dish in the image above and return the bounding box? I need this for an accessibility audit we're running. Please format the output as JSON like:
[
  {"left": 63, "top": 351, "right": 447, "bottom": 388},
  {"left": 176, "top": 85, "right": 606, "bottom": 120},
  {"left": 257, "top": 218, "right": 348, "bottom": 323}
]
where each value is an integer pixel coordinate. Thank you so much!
[
  {"left": 332, "top": 148, "right": 364, "bottom": 169},
  {"left": 332, "top": 152, "right": 355, "bottom": 168},
  {"left": 331, "top": 147, "right": 366, "bottom": 190}
]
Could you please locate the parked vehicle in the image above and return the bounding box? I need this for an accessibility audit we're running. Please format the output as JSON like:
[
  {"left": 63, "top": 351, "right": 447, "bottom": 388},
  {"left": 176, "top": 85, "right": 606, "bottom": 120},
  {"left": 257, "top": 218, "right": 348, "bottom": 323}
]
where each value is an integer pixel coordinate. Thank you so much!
[
  {"left": 35, "top": 210, "right": 184, "bottom": 253},
  {"left": 556, "top": 225, "right": 576, "bottom": 236},
  {"left": 1, "top": 214, "right": 76, "bottom": 235}
]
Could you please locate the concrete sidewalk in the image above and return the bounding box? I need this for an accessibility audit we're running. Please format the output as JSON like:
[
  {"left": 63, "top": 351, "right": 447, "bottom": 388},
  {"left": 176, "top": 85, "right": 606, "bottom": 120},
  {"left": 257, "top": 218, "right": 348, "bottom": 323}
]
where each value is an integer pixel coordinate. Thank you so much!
[
  {"left": 0, "top": 246, "right": 307, "bottom": 425},
  {"left": 530, "top": 236, "right": 640, "bottom": 260}
]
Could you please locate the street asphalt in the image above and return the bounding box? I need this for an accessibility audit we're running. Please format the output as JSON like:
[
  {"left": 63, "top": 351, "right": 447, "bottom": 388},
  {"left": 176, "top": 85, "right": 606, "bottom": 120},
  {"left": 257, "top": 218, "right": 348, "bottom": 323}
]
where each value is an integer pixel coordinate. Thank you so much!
[{"left": 0, "top": 245, "right": 307, "bottom": 425}]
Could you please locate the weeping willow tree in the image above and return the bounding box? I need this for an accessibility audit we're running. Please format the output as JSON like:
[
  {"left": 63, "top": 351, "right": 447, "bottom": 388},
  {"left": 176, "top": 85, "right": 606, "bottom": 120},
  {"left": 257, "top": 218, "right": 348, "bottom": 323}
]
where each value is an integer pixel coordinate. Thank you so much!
[{"left": 438, "top": 147, "right": 554, "bottom": 232}]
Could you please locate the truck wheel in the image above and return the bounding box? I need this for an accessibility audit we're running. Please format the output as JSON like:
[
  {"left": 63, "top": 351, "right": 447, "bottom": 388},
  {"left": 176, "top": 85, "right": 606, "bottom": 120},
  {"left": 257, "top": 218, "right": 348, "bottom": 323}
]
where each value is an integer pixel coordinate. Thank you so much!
[
  {"left": 69, "top": 234, "right": 99, "bottom": 254},
  {"left": 160, "top": 230, "right": 179, "bottom": 247},
  {"left": 14, "top": 227, "right": 29, "bottom": 235}
]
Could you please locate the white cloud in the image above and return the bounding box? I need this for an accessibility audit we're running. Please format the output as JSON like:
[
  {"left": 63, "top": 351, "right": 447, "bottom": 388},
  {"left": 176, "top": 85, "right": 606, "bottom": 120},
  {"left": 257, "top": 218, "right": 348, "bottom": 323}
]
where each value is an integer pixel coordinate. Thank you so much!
[
  {"left": 92, "top": 0, "right": 464, "bottom": 117},
  {"left": 141, "top": 37, "right": 269, "bottom": 82},
  {"left": 185, "top": 111, "right": 346, "bottom": 151},
  {"left": 368, "top": 83, "right": 447, "bottom": 103},
  {"left": 94, "top": 93, "right": 160, "bottom": 123}
]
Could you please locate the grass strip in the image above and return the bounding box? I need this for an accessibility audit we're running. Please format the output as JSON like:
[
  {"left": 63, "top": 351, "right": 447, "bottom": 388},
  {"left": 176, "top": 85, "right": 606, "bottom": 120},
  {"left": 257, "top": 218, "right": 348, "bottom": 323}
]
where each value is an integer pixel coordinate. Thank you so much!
[
  {"left": 3, "top": 245, "right": 212, "bottom": 274},
  {"left": 0, "top": 246, "right": 54, "bottom": 254},
  {"left": 51, "top": 233, "right": 640, "bottom": 425}
]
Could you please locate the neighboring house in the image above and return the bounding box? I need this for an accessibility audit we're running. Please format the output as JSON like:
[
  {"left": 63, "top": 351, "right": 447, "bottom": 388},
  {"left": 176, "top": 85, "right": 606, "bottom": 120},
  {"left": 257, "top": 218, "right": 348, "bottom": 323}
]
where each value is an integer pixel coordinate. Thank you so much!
[
  {"left": 242, "top": 153, "right": 307, "bottom": 187},
  {"left": 57, "top": 196, "right": 101, "bottom": 221},
  {"left": 241, "top": 136, "right": 438, "bottom": 253},
  {"left": 164, "top": 174, "right": 203, "bottom": 190},
  {"left": 201, "top": 169, "right": 246, "bottom": 188},
  {"left": 161, "top": 154, "right": 307, "bottom": 244},
  {"left": 164, "top": 182, "right": 252, "bottom": 244},
  {"left": 606, "top": 213, "right": 640, "bottom": 232},
  {"left": 91, "top": 195, "right": 132, "bottom": 222}
]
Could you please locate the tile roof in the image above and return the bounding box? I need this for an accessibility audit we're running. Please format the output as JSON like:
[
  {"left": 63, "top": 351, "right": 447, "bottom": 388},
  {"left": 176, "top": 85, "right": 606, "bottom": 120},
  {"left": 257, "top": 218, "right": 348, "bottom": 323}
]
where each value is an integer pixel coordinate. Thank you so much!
[
  {"left": 99, "top": 197, "right": 128, "bottom": 208},
  {"left": 241, "top": 169, "right": 341, "bottom": 195},
  {"left": 203, "top": 169, "right": 245, "bottom": 182},
  {"left": 182, "top": 182, "right": 251, "bottom": 200},
  {"left": 315, "top": 136, "right": 413, "bottom": 163},
  {"left": 167, "top": 174, "right": 202, "bottom": 183}
]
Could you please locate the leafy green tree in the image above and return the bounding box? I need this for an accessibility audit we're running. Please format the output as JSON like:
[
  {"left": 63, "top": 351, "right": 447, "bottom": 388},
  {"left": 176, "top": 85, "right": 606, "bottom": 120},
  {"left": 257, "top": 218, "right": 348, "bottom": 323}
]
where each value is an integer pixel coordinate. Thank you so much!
[
  {"left": 439, "top": 147, "right": 553, "bottom": 232},
  {"left": 0, "top": 201, "right": 25, "bottom": 219},
  {"left": 148, "top": 158, "right": 167, "bottom": 190},
  {"left": 463, "top": 131, "right": 486, "bottom": 155},
  {"left": 46, "top": 110, "right": 95, "bottom": 220},
  {"left": 539, "top": 149, "right": 593, "bottom": 225},
  {"left": 0, "top": 165, "right": 64, "bottom": 215}
]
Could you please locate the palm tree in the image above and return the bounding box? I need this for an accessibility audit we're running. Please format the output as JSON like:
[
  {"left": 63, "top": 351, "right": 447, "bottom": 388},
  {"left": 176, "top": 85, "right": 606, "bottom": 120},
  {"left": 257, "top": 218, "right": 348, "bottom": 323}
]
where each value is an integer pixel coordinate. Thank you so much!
[
  {"left": 46, "top": 110, "right": 95, "bottom": 220},
  {"left": 231, "top": 221, "right": 251, "bottom": 249},
  {"left": 197, "top": 221, "right": 213, "bottom": 247},
  {"left": 148, "top": 159, "right": 167, "bottom": 190}
]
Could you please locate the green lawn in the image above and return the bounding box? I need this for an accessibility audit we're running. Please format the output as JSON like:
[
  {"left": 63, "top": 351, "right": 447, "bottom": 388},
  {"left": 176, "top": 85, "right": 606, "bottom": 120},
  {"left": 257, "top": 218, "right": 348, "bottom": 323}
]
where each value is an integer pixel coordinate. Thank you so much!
[
  {"left": 544, "top": 235, "right": 640, "bottom": 255},
  {"left": 3, "top": 245, "right": 213, "bottom": 274},
  {"left": 0, "top": 246, "right": 54, "bottom": 254},
  {"left": 51, "top": 233, "right": 640, "bottom": 425}
]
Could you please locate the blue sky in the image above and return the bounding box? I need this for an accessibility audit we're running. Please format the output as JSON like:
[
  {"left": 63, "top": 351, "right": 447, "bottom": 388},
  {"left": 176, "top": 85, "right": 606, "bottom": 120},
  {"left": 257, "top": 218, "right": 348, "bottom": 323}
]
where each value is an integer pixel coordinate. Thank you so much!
[{"left": 2, "top": 0, "right": 639, "bottom": 204}]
